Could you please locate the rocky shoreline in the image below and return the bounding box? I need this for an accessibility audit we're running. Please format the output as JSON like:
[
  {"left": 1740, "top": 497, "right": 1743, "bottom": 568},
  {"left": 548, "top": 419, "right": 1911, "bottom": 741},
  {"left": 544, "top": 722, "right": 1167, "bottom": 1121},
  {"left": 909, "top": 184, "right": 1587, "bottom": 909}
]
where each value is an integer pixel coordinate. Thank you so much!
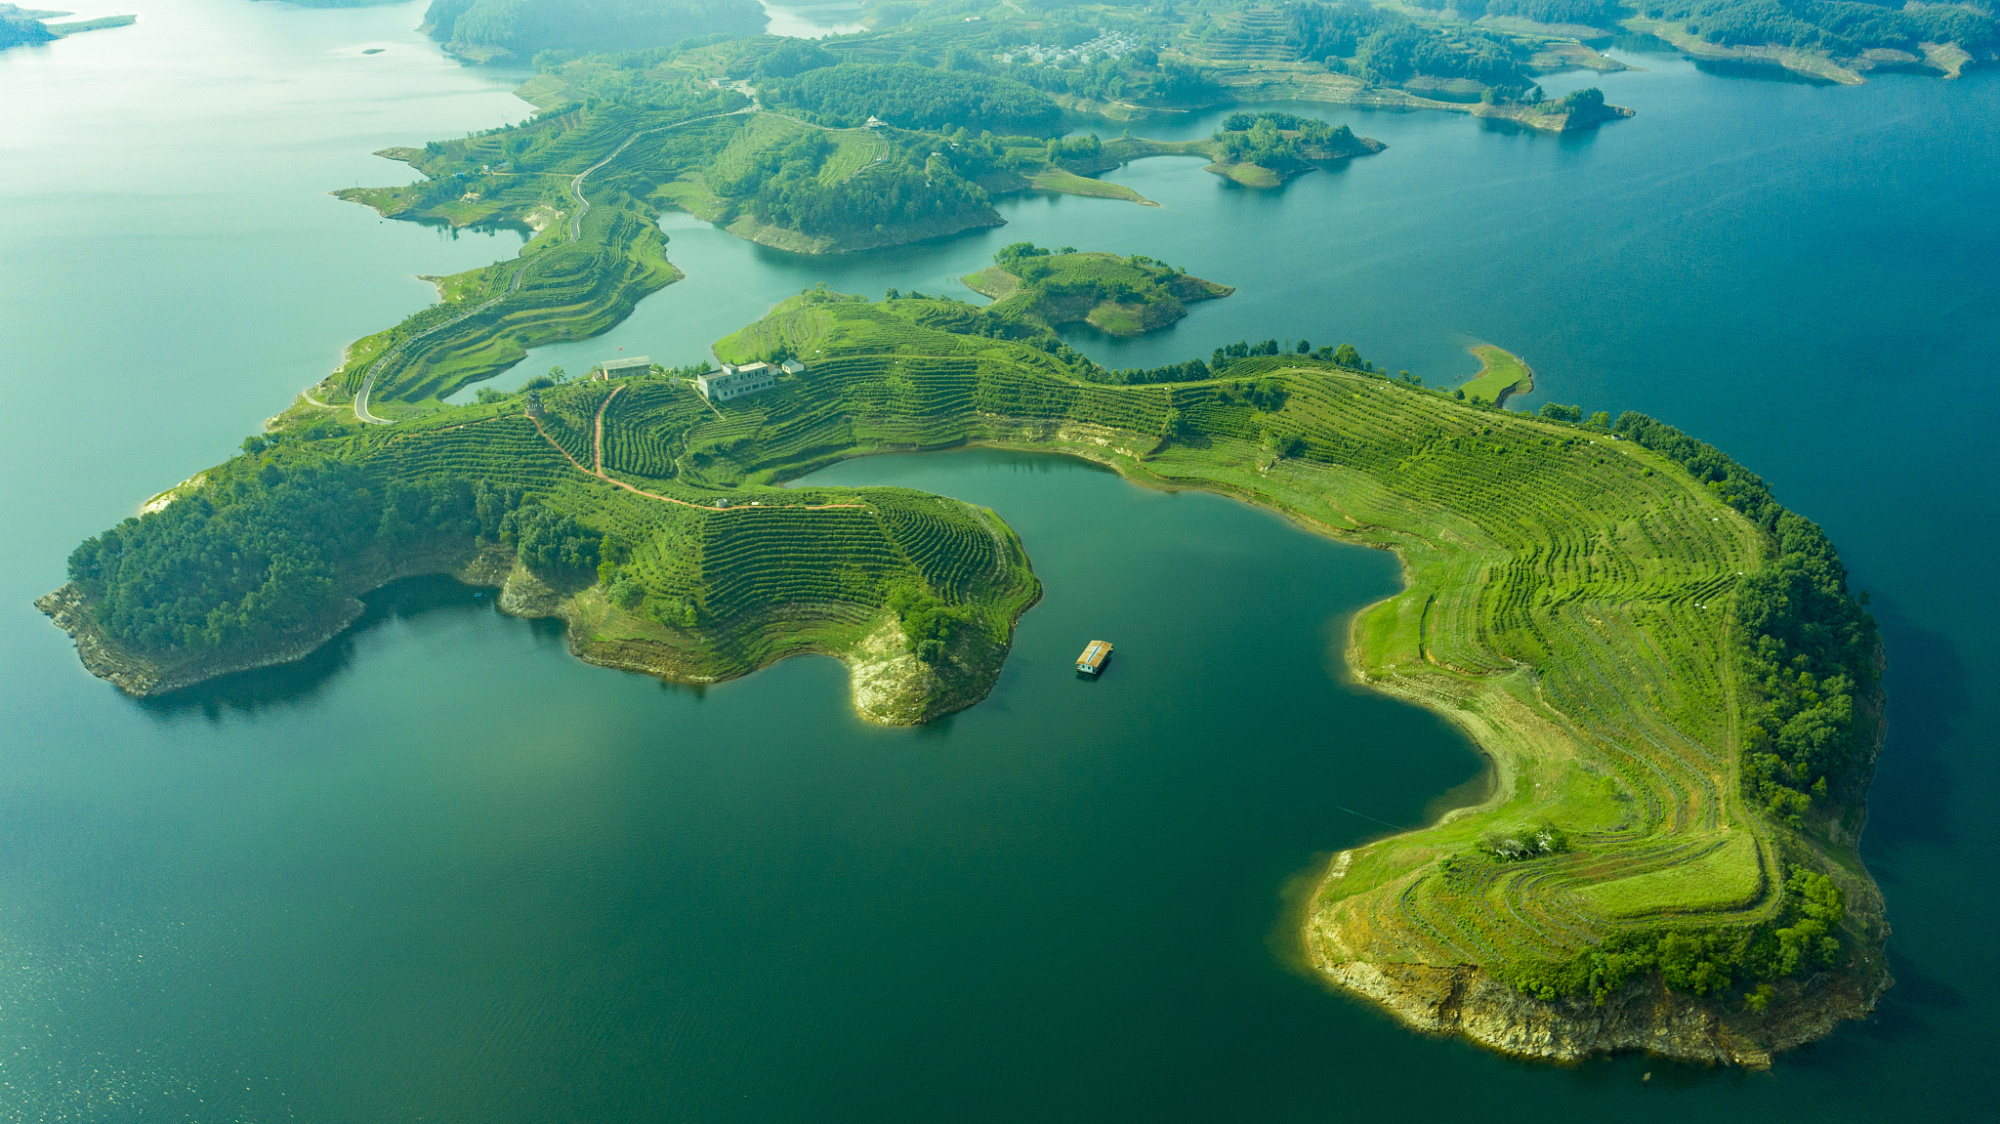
[
  {"left": 39, "top": 540, "right": 1021, "bottom": 728},
  {"left": 1316, "top": 956, "right": 1890, "bottom": 1068}
]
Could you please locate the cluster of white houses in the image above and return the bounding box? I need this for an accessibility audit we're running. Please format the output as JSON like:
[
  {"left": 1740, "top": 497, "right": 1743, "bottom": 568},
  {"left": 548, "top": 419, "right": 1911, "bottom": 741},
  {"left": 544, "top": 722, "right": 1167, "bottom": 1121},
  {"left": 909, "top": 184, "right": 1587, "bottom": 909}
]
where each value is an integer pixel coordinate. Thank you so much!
[
  {"left": 589, "top": 353, "right": 803, "bottom": 403},
  {"left": 696, "top": 359, "right": 803, "bottom": 402}
]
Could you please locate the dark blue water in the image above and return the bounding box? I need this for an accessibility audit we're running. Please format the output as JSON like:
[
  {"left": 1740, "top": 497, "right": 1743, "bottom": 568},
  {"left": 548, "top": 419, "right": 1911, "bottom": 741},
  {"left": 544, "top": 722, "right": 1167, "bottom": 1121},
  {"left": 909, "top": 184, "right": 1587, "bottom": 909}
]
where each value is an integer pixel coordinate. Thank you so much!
[{"left": 3, "top": 3, "right": 1997, "bottom": 1120}]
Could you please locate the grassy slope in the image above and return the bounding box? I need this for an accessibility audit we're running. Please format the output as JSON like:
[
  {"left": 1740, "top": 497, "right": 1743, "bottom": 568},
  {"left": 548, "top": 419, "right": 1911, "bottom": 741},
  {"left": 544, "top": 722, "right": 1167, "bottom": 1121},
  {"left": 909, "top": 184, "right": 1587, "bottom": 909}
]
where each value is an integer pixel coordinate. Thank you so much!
[
  {"left": 678, "top": 297, "right": 1875, "bottom": 988},
  {"left": 1459, "top": 344, "right": 1534, "bottom": 405}
]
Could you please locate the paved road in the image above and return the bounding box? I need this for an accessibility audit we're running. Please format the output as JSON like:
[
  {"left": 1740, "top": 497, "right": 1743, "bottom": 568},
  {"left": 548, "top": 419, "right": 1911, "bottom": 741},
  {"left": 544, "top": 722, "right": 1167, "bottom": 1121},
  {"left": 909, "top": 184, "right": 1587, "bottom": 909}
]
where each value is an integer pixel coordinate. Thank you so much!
[
  {"left": 353, "top": 262, "right": 527, "bottom": 424},
  {"left": 567, "top": 107, "right": 753, "bottom": 241}
]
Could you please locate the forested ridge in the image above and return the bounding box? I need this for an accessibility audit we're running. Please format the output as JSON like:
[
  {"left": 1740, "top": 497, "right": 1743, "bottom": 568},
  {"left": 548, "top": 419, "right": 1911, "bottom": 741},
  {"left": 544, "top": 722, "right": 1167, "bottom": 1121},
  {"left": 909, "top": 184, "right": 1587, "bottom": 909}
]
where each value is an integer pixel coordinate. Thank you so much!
[
  {"left": 422, "top": 0, "right": 764, "bottom": 61},
  {"left": 712, "top": 125, "right": 996, "bottom": 237},
  {"left": 1638, "top": 0, "right": 1995, "bottom": 56},
  {"left": 1288, "top": 1, "right": 1534, "bottom": 90},
  {"left": 761, "top": 62, "right": 1068, "bottom": 137},
  {"left": 66, "top": 463, "right": 527, "bottom": 653}
]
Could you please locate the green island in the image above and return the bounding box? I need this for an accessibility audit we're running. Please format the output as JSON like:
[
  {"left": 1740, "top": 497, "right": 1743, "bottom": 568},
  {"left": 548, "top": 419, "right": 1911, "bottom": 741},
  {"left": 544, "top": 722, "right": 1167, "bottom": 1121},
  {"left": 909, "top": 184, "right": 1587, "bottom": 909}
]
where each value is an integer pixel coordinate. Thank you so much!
[
  {"left": 0, "top": 5, "right": 134, "bottom": 48},
  {"left": 961, "top": 242, "right": 1234, "bottom": 335}
]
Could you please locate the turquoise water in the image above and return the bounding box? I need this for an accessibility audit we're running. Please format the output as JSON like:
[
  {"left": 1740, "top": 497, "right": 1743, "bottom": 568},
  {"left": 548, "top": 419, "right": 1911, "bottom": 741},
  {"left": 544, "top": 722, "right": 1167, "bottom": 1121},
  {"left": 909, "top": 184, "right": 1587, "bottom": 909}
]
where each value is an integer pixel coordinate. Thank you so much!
[{"left": 3, "top": 2, "right": 1998, "bottom": 1120}]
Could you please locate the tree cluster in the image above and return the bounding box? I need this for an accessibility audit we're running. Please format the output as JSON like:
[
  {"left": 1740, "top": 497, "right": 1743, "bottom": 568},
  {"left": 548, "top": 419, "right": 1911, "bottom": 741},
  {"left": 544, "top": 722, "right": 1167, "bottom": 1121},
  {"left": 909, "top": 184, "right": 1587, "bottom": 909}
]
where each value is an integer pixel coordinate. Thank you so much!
[
  {"left": 1211, "top": 338, "right": 1371, "bottom": 372},
  {"left": 760, "top": 62, "right": 1066, "bottom": 137},
  {"left": 1214, "top": 112, "right": 1362, "bottom": 169},
  {"left": 886, "top": 581, "right": 970, "bottom": 665},
  {"left": 0, "top": 6, "right": 57, "bottom": 48},
  {"left": 66, "top": 460, "right": 533, "bottom": 655},
  {"left": 1614, "top": 412, "right": 1879, "bottom": 827},
  {"left": 1478, "top": 0, "right": 1625, "bottom": 26},
  {"left": 1639, "top": 0, "right": 1995, "bottom": 56},
  {"left": 1002, "top": 49, "right": 1221, "bottom": 108},
  {"left": 1510, "top": 865, "right": 1847, "bottom": 1003},
  {"left": 1482, "top": 822, "right": 1569, "bottom": 861},
  {"left": 1288, "top": 1, "right": 1530, "bottom": 87},
  {"left": 724, "top": 130, "right": 992, "bottom": 238},
  {"left": 1098, "top": 359, "right": 1214, "bottom": 387}
]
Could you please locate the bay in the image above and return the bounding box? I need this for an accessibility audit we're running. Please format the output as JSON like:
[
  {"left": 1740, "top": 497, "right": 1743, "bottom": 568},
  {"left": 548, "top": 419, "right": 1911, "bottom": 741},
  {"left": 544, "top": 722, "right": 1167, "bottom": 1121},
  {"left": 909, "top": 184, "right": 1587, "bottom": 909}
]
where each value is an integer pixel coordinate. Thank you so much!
[{"left": 1, "top": 2, "right": 1995, "bottom": 1120}]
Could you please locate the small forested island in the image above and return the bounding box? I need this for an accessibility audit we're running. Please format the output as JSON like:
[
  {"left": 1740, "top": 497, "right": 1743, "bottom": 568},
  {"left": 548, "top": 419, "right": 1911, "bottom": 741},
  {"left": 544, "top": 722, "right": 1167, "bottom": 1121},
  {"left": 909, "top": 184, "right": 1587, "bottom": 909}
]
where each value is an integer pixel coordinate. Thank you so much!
[
  {"left": 1205, "top": 110, "right": 1387, "bottom": 185},
  {"left": 961, "top": 243, "right": 1234, "bottom": 335}
]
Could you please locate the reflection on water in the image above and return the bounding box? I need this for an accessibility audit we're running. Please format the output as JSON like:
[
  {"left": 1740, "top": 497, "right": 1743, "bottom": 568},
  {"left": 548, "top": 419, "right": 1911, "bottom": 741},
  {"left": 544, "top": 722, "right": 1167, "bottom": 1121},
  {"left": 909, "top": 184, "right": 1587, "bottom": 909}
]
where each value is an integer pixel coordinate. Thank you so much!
[
  {"left": 761, "top": 1, "right": 867, "bottom": 38},
  {"left": 132, "top": 576, "right": 534, "bottom": 721}
]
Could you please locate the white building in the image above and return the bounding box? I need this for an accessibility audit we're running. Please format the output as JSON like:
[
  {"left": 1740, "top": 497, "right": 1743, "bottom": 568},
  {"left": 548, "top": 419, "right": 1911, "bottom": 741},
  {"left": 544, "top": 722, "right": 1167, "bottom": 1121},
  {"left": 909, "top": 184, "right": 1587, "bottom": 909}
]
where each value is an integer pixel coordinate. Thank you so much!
[
  {"left": 697, "top": 361, "right": 778, "bottom": 402},
  {"left": 595, "top": 355, "right": 651, "bottom": 379},
  {"left": 780, "top": 358, "right": 805, "bottom": 375}
]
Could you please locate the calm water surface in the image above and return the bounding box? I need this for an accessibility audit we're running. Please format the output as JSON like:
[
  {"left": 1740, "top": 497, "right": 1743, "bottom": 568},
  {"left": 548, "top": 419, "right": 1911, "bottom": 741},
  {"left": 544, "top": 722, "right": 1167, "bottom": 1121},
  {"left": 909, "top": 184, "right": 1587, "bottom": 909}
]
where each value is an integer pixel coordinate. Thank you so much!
[{"left": 2, "top": 2, "right": 1996, "bottom": 1120}]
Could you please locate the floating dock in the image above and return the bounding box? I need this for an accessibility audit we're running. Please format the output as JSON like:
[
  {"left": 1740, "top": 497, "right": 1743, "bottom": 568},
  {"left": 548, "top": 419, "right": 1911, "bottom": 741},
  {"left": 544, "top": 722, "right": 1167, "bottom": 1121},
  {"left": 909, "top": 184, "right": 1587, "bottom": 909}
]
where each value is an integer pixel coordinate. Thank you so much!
[{"left": 1076, "top": 640, "right": 1112, "bottom": 676}]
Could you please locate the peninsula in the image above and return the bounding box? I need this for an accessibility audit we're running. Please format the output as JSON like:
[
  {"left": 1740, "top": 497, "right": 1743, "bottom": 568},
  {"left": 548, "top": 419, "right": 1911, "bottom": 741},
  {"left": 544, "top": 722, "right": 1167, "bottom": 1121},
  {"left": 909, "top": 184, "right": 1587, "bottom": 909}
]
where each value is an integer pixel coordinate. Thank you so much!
[
  {"left": 37, "top": 0, "right": 1909, "bottom": 1066},
  {"left": 45, "top": 264, "right": 1885, "bottom": 1065},
  {"left": 0, "top": 5, "right": 134, "bottom": 48}
]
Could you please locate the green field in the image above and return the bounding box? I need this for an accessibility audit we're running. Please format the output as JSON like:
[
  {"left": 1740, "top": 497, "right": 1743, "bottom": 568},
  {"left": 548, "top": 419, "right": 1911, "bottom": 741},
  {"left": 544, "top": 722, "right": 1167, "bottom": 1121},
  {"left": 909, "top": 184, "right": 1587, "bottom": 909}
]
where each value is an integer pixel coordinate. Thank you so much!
[
  {"left": 1028, "top": 167, "right": 1154, "bottom": 205},
  {"left": 1458, "top": 344, "right": 1535, "bottom": 405}
]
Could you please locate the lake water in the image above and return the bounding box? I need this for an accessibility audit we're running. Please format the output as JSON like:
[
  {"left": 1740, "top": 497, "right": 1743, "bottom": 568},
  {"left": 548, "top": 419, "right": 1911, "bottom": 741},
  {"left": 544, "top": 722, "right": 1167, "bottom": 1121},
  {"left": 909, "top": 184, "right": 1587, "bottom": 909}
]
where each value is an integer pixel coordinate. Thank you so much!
[{"left": 2, "top": 1, "right": 1996, "bottom": 1120}]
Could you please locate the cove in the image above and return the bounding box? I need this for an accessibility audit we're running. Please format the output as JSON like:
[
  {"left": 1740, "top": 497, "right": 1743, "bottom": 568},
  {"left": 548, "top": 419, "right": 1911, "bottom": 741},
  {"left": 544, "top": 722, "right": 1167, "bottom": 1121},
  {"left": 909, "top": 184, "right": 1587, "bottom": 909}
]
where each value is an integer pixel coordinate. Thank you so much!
[
  {"left": 7, "top": 0, "right": 2000, "bottom": 1119},
  {"left": 3, "top": 449, "right": 1485, "bottom": 1121}
]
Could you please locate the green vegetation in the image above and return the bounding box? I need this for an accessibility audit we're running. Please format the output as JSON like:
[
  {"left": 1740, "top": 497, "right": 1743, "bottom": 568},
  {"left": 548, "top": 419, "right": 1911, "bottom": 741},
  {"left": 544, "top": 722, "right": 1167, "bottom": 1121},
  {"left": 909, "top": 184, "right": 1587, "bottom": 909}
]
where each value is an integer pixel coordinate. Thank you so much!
[
  {"left": 962, "top": 243, "right": 1233, "bottom": 337},
  {"left": 760, "top": 62, "right": 1067, "bottom": 137},
  {"left": 1614, "top": 412, "right": 1881, "bottom": 835},
  {"left": 51, "top": 272, "right": 1884, "bottom": 1043},
  {"left": 0, "top": 6, "right": 54, "bottom": 49},
  {"left": 1515, "top": 865, "right": 1846, "bottom": 1002},
  {"left": 420, "top": 0, "right": 764, "bottom": 65},
  {"left": 1457, "top": 344, "right": 1533, "bottom": 405},
  {"left": 697, "top": 113, "right": 999, "bottom": 243},
  {"left": 1, "top": 4, "right": 132, "bottom": 47},
  {"left": 1208, "top": 110, "right": 1384, "bottom": 185},
  {"left": 1289, "top": 1, "right": 1536, "bottom": 94},
  {"left": 322, "top": 52, "right": 1378, "bottom": 409},
  {"left": 1638, "top": 0, "right": 1995, "bottom": 68}
]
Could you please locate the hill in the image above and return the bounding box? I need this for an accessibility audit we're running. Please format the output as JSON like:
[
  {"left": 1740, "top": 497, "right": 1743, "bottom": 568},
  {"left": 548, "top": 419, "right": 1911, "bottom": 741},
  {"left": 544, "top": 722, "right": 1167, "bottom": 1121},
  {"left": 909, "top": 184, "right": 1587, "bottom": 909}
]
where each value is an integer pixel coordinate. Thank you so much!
[
  {"left": 1206, "top": 110, "right": 1387, "bottom": 186},
  {"left": 420, "top": 0, "right": 765, "bottom": 65}
]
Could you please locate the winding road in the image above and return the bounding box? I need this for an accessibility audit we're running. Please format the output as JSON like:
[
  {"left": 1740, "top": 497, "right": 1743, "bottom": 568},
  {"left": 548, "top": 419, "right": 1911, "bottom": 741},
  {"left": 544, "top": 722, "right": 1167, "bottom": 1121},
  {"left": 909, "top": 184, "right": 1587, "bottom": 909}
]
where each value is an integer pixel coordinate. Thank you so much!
[
  {"left": 353, "top": 263, "right": 528, "bottom": 424},
  {"left": 355, "top": 105, "right": 753, "bottom": 424},
  {"left": 528, "top": 382, "right": 866, "bottom": 514}
]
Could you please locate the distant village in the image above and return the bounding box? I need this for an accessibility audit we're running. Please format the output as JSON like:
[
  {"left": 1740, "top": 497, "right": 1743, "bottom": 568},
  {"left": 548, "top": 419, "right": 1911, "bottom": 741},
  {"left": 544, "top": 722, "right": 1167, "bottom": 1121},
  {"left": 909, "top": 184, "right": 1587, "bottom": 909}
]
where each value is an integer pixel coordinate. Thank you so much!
[{"left": 995, "top": 29, "right": 1140, "bottom": 67}]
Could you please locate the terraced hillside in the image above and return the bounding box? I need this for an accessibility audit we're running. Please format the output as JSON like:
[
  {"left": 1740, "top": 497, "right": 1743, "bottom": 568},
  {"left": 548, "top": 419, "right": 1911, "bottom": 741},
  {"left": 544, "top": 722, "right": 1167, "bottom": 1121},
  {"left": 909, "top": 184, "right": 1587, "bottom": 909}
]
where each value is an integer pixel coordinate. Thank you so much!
[
  {"left": 49, "top": 288, "right": 1882, "bottom": 1063},
  {"left": 319, "top": 80, "right": 1349, "bottom": 414}
]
